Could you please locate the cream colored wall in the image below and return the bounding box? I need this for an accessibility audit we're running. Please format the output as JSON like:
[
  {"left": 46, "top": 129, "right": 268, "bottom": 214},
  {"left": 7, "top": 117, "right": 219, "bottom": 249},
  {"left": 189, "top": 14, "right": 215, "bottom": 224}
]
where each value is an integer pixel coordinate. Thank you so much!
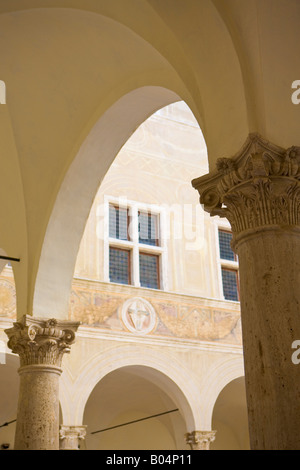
[
  {"left": 0, "top": 102, "right": 248, "bottom": 451},
  {"left": 89, "top": 411, "right": 177, "bottom": 451},
  {"left": 74, "top": 101, "right": 223, "bottom": 300},
  {"left": 0, "top": 319, "right": 247, "bottom": 450},
  {"left": 0, "top": 1, "right": 297, "bottom": 321},
  {"left": 0, "top": 2, "right": 298, "bottom": 451},
  {"left": 64, "top": 102, "right": 248, "bottom": 449},
  {"left": 211, "top": 377, "right": 250, "bottom": 450}
]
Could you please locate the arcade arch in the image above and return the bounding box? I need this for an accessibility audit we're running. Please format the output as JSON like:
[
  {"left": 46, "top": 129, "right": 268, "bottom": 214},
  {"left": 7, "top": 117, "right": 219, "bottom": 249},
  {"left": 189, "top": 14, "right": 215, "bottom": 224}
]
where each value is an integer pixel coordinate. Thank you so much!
[
  {"left": 211, "top": 377, "right": 250, "bottom": 450},
  {"left": 82, "top": 366, "right": 187, "bottom": 450},
  {"left": 33, "top": 87, "right": 183, "bottom": 320},
  {"left": 59, "top": 344, "right": 204, "bottom": 435}
]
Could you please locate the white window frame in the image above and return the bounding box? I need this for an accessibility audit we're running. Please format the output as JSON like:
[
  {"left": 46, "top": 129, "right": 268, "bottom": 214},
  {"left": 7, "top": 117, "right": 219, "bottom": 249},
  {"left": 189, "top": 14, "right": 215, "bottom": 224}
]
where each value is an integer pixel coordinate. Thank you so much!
[{"left": 104, "top": 195, "right": 168, "bottom": 290}]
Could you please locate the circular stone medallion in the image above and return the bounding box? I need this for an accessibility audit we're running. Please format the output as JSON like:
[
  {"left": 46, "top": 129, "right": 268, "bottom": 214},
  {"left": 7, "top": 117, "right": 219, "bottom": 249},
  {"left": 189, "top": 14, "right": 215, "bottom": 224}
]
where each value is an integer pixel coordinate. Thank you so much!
[{"left": 121, "top": 297, "right": 157, "bottom": 335}]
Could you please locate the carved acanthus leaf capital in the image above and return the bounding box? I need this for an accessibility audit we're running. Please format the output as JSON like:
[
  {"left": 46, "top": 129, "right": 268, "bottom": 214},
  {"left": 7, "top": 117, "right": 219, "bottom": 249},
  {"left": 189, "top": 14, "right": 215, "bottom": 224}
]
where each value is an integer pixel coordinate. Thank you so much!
[
  {"left": 5, "top": 315, "right": 80, "bottom": 368},
  {"left": 185, "top": 430, "right": 216, "bottom": 450},
  {"left": 59, "top": 425, "right": 87, "bottom": 450},
  {"left": 192, "top": 134, "right": 300, "bottom": 238}
]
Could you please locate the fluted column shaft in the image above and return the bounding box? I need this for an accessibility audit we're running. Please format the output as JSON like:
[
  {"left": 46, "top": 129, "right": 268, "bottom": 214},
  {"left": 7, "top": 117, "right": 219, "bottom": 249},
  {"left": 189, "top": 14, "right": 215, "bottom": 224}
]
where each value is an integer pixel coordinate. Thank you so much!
[
  {"left": 5, "top": 315, "right": 80, "bottom": 450},
  {"left": 192, "top": 134, "right": 300, "bottom": 450}
]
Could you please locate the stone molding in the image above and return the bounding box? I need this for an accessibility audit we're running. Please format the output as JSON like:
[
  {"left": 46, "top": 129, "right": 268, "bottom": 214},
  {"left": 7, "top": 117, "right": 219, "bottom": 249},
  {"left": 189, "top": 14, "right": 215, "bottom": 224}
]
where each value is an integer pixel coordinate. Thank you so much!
[
  {"left": 59, "top": 425, "right": 87, "bottom": 450},
  {"left": 185, "top": 430, "right": 216, "bottom": 450},
  {"left": 5, "top": 315, "right": 80, "bottom": 368},
  {"left": 192, "top": 134, "right": 300, "bottom": 245}
]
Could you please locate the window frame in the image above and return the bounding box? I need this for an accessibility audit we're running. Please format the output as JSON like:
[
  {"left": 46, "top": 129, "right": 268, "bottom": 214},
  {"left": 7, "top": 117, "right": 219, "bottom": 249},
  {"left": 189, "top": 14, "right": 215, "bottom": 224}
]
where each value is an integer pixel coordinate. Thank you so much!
[
  {"left": 215, "top": 221, "right": 240, "bottom": 301},
  {"left": 109, "top": 246, "right": 132, "bottom": 285},
  {"left": 108, "top": 203, "right": 131, "bottom": 241},
  {"left": 104, "top": 196, "right": 168, "bottom": 290},
  {"left": 139, "top": 251, "right": 161, "bottom": 290},
  {"left": 138, "top": 210, "right": 160, "bottom": 247},
  {"left": 221, "top": 266, "right": 240, "bottom": 302}
]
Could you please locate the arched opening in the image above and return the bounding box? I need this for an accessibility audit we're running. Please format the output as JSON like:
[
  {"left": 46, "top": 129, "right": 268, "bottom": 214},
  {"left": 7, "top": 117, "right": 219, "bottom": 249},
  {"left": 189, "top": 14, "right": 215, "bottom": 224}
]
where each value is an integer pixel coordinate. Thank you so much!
[
  {"left": 57, "top": 99, "right": 245, "bottom": 450},
  {"left": 33, "top": 86, "right": 186, "bottom": 319},
  {"left": 82, "top": 365, "right": 190, "bottom": 450},
  {"left": 71, "top": 100, "right": 210, "bottom": 298},
  {"left": 0, "top": 0, "right": 298, "bottom": 453},
  {"left": 211, "top": 376, "right": 250, "bottom": 450}
]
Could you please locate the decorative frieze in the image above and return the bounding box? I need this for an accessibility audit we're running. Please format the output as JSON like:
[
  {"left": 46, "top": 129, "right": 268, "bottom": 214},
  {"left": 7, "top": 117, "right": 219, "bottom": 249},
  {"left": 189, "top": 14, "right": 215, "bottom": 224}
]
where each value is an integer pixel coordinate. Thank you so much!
[
  {"left": 69, "top": 282, "right": 241, "bottom": 343},
  {"left": 185, "top": 430, "right": 216, "bottom": 450},
  {"left": 192, "top": 134, "right": 300, "bottom": 244},
  {"left": 5, "top": 315, "right": 80, "bottom": 368}
]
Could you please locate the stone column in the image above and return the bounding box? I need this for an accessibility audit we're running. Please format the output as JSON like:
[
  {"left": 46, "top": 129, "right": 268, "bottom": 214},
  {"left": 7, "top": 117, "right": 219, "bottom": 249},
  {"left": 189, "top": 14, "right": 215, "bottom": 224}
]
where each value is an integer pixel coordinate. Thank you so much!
[
  {"left": 185, "top": 431, "right": 216, "bottom": 450},
  {"left": 5, "top": 315, "right": 80, "bottom": 450},
  {"left": 59, "top": 425, "right": 87, "bottom": 450},
  {"left": 192, "top": 133, "right": 300, "bottom": 450}
]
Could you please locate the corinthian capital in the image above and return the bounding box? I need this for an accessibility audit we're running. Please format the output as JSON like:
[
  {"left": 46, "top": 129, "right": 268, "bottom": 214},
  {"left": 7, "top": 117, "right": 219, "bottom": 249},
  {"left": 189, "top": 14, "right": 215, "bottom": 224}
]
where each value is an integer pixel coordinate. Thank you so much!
[
  {"left": 5, "top": 315, "right": 80, "bottom": 368},
  {"left": 185, "top": 430, "right": 216, "bottom": 450},
  {"left": 59, "top": 425, "right": 87, "bottom": 450},
  {"left": 192, "top": 134, "right": 300, "bottom": 241}
]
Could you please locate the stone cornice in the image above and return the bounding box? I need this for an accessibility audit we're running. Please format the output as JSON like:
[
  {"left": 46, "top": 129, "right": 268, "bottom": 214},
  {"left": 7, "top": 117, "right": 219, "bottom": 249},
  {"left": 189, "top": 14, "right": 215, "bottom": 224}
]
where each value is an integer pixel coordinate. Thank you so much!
[
  {"left": 192, "top": 134, "right": 300, "bottom": 242},
  {"left": 5, "top": 315, "right": 80, "bottom": 368}
]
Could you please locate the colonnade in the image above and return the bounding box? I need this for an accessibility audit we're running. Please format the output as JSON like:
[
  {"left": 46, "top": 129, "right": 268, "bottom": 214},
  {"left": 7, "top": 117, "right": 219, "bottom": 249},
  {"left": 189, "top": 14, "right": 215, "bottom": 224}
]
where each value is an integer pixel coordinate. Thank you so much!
[
  {"left": 193, "top": 134, "right": 300, "bottom": 450},
  {"left": 4, "top": 134, "right": 300, "bottom": 450}
]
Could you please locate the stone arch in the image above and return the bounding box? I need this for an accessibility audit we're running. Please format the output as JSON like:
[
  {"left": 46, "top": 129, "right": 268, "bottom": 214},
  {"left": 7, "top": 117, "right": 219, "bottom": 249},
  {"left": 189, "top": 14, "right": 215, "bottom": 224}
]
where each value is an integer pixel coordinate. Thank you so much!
[
  {"left": 60, "top": 344, "right": 203, "bottom": 432},
  {"left": 33, "top": 86, "right": 184, "bottom": 320},
  {"left": 211, "top": 376, "right": 249, "bottom": 450},
  {"left": 198, "top": 354, "right": 245, "bottom": 430}
]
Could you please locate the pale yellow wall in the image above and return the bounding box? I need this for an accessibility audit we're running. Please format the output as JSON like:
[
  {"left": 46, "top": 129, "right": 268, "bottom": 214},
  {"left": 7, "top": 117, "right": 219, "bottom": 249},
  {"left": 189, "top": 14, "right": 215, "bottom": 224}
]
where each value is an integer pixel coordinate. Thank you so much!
[
  {"left": 0, "top": 1, "right": 297, "bottom": 319},
  {"left": 88, "top": 411, "right": 177, "bottom": 451},
  {"left": 0, "top": 1, "right": 297, "bottom": 451},
  {"left": 74, "top": 101, "right": 224, "bottom": 299},
  {"left": 0, "top": 102, "right": 247, "bottom": 451}
]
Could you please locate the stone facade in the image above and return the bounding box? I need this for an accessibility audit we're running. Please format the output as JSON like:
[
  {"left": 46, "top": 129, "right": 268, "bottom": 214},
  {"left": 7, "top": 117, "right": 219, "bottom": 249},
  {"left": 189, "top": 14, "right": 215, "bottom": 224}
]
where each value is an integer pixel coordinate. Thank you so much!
[{"left": 0, "top": 102, "right": 248, "bottom": 450}]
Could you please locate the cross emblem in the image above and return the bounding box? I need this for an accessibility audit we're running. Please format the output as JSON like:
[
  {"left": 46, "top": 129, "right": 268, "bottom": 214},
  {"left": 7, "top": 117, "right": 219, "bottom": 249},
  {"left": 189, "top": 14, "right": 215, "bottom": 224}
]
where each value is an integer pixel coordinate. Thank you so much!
[{"left": 128, "top": 301, "right": 149, "bottom": 331}]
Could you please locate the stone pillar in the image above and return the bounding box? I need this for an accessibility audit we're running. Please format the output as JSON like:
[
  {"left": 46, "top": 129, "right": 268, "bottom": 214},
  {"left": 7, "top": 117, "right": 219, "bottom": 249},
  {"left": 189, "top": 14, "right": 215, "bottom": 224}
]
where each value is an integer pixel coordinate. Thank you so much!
[
  {"left": 185, "top": 431, "right": 216, "bottom": 450},
  {"left": 192, "top": 133, "right": 300, "bottom": 450},
  {"left": 59, "top": 425, "right": 87, "bottom": 450},
  {"left": 5, "top": 315, "right": 80, "bottom": 450}
]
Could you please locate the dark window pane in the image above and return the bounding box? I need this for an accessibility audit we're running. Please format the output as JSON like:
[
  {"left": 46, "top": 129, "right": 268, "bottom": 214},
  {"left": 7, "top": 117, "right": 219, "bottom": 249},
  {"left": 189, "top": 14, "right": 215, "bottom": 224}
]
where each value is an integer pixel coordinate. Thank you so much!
[
  {"left": 138, "top": 212, "right": 159, "bottom": 246},
  {"left": 219, "top": 230, "right": 235, "bottom": 261},
  {"left": 222, "top": 268, "right": 239, "bottom": 301},
  {"left": 109, "top": 205, "right": 129, "bottom": 240},
  {"left": 109, "top": 247, "right": 130, "bottom": 285},
  {"left": 139, "top": 253, "right": 159, "bottom": 289}
]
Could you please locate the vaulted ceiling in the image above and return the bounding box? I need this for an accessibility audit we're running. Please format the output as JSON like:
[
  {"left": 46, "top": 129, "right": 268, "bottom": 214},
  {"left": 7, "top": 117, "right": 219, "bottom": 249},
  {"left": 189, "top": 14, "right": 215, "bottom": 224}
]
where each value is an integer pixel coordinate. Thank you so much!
[{"left": 0, "top": 0, "right": 298, "bottom": 318}]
